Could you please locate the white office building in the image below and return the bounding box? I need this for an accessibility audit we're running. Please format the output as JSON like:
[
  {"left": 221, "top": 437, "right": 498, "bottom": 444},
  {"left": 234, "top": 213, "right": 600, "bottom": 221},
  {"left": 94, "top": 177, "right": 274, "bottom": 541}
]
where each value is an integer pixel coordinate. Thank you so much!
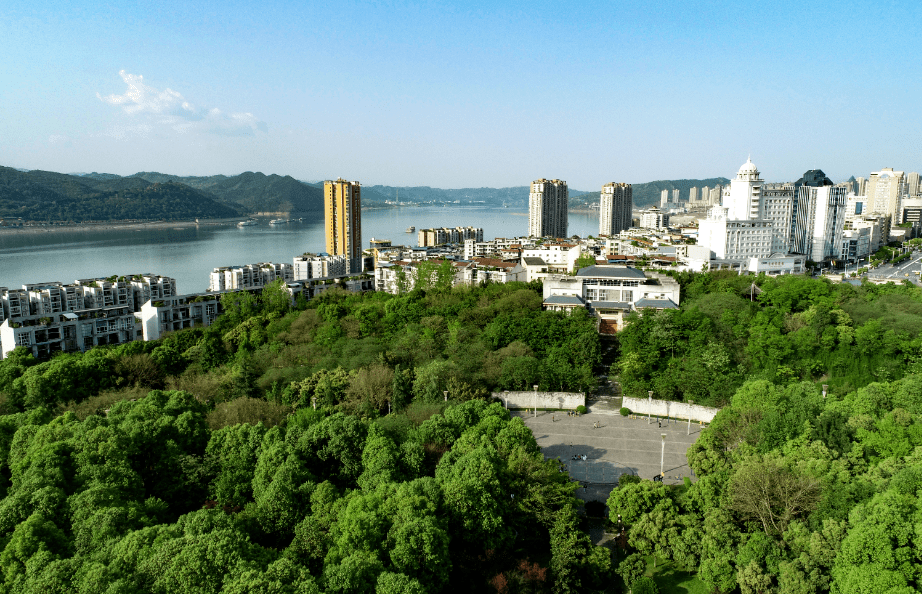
[
  {"left": 790, "top": 170, "right": 848, "bottom": 263},
  {"left": 542, "top": 266, "right": 681, "bottom": 334},
  {"left": 698, "top": 159, "right": 774, "bottom": 262}
]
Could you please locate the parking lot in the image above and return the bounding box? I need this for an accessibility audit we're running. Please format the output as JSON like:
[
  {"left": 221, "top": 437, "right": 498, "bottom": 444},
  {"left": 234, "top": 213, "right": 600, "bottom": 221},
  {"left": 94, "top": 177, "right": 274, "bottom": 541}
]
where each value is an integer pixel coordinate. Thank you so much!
[{"left": 517, "top": 407, "right": 703, "bottom": 503}]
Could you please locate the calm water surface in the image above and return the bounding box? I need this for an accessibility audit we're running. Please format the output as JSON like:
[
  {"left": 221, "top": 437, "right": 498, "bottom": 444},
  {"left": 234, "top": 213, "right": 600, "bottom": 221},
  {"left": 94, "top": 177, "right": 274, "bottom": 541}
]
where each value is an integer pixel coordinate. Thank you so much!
[{"left": 0, "top": 207, "right": 600, "bottom": 293}]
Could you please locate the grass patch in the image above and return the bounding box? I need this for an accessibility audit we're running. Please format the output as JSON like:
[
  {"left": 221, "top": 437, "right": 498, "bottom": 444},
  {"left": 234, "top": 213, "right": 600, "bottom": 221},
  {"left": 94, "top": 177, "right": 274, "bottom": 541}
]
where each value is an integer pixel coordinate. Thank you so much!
[{"left": 638, "top": 556, "right": 708, "bottom": 594}]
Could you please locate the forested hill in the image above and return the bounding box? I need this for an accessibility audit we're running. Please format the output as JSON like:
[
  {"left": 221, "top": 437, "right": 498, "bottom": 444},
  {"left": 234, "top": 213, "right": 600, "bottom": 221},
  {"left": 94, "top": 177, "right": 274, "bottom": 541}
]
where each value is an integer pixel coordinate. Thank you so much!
[
  {"left": 131, "top": 171, "right": 324, "bottom": 214},
  {"left": 571, "top": 177, "right": 731, "bottom": 209},
  {"left": 0, "top": 166, "right": 241, "bottom": 222},
  {"left": 0, "top": 272, "right": 921, "bottom": 590},
  {"left": 0, "top": 280, "right": 608, "bottom": 593}
]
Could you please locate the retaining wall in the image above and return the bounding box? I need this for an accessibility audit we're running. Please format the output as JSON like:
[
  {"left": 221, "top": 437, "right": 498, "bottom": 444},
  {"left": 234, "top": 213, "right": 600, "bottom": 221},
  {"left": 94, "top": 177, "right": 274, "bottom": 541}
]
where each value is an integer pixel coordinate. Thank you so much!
[
  {"left": 620, "top": 396, "right": 719, "bottom": 423},
  {"left": 492, "top": 391, "right": 585, "bottom": 410}
]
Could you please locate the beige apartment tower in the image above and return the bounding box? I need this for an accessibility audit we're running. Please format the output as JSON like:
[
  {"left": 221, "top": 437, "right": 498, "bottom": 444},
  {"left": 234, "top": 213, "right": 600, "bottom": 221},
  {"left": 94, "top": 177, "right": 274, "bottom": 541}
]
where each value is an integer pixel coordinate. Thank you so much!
[
  {"left": 599, "top": 183, "right": 632, "bottom": 236},
  {"left": 324, "top": 178, "right": 362, "bottom": 273},
  {"left": 867, "top": 168, "right": 905, "bottom": 219},
  {"left": 528, "top": 179, "right": 568, "bottom": 237}
]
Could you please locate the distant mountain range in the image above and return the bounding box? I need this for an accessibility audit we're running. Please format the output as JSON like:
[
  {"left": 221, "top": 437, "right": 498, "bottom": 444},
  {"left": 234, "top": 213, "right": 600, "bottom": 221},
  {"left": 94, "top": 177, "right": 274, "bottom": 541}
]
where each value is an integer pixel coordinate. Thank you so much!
[
  {"left": 0, "top": 166, "right": 735, "bottom": 223},
  {"left": 363, "top": 179, "right": 733, "bottom": 209},
  {"left": 0, "top": 167, "right": 241, "bottom": 222},
  {"left": 361, "top": 185, "right": 593, "bottom": 206},
  {"left": 129, "top": 171, "right": 323, "bottom": 214}
]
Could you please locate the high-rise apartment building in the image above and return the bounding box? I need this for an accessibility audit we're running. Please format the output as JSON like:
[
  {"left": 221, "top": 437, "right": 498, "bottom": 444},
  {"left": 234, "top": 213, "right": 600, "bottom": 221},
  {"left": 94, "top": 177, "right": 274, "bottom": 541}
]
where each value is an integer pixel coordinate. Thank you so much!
[
  {"left": 867, "top": 168, "right": 905, "bottom": 219},
  {"left": 708, "top": 185, "right": 723, "bottom": 205},
  {"left": 689, "top": 187, "right": 699, "bottom": 204},
  {"left": 528, "top": 179, "right": 568, "bottom": 237},
  {"left": 907, "top": 172, "right": 920, "bottom": 197},
  {"left": 761, "top": 183, "right": 794, "bottom": 253},
  {"left": 599, "top": 183, "right": 632, "bottom": 237},
  {"left": 324, "top": 178, "right": 363, "bottom": 273},
  {"left": 660, "top": 189, "right": 669, "bottom": 208},
  {"left": 672, "top": 189, "right": 681, "bottom": 204},
  {"left": 639, "top": 207, "right": 670, "bottom": 230},
  {"left": 855, "top": 177, "right": 867, "bottom": 196}
]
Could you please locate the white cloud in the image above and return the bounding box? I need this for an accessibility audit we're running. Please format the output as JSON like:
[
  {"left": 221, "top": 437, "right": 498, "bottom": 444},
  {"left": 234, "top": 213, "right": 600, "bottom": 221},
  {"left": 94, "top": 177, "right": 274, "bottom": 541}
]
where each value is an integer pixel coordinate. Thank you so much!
[{"left": 97, "top": 70, "right": 268, "bottom": 136}]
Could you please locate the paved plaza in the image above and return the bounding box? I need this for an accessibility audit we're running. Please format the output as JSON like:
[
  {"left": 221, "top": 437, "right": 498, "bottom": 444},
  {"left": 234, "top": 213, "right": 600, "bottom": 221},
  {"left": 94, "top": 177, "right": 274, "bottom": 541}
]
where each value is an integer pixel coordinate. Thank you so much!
[{"left": 516, "top": 405, "right": 705, "bottom": 503}]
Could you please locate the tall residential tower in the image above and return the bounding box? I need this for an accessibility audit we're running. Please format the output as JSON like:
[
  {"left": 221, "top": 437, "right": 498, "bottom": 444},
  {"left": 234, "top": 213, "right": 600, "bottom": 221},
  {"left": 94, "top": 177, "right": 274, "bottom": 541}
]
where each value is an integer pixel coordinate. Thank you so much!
[
  {"left": 324, "top": 178, "right": 363, "bottom": 273},
  {"left": 528, "top": 179, "right": 568, "bottom": 237},
  {"left": 599, "top": 182, "right": 632, "bottom": 237},
  {"left": 867, "top": 168, "right": 905, "bottom": 218}
]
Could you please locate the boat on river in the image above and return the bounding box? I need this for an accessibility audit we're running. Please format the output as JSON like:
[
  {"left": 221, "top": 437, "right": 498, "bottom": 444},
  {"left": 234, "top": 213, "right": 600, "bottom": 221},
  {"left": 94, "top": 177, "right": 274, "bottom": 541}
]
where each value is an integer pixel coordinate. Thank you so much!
[
  {"left": 269, "top": 219, "right": 287, "bottom": 225},
  {"left": 406, "top": 226, "right": 415, "bottom": 233},
  {"left": 237, "top": 219, "right": 257, "bottom": 227}
]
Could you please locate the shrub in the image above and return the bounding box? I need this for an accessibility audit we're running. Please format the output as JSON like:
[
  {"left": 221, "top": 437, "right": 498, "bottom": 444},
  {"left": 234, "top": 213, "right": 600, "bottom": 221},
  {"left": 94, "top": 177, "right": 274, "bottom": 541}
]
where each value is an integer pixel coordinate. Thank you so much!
[
  {"left": 206, "top": 397, "right": 292, "bottom": 429},
  {"left": 633, "top": 576, "right": 659, "bottom": 594},
  {"left": 618, "top": 473, "right": 642, "bottom": 487},
  {"left": 60, "top": 386, "right": 150, "bottom": 420},
  {"left": 576, "top": 405, "right": 587, "bottom": 414},
  {"left": 620, "top": 407, "right": 631, "bottom": 416}
]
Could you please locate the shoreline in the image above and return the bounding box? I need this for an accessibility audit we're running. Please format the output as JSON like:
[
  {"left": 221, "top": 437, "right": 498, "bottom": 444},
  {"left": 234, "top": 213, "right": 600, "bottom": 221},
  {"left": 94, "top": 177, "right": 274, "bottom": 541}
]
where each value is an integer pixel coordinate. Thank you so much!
[{"left": 0, "top": 218, "right": 245, "bottom": 236}]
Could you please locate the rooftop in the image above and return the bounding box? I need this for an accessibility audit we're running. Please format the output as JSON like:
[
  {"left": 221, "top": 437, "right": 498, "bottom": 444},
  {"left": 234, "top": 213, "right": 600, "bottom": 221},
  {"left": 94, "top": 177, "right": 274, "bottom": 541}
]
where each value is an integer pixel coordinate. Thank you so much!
[
  {"left": 543, "top": 295, "right": 586, "bottom": 306},
  {"left": 635, "top": 298, "right": 678, "bottom": 309},
  {"left": 591, "top": 301, "right": 632, "bottom": 310},
  {"left": 576, "top": 266, "right": 647, "bottom": 280}
]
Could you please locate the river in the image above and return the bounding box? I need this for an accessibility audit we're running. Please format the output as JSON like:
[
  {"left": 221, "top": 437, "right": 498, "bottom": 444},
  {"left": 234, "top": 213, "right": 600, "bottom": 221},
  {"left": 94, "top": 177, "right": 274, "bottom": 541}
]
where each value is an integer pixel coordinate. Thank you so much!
[{"left": 0, "top": 206, "right": 602, "bottom": 293}]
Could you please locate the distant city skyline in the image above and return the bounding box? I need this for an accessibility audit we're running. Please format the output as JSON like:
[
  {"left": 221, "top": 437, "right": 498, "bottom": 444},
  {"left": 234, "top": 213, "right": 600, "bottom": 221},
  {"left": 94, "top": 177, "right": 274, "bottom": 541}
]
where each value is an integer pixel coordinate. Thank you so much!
[{"left": 2, "top": 1, "right": 920, "bottom": 188}]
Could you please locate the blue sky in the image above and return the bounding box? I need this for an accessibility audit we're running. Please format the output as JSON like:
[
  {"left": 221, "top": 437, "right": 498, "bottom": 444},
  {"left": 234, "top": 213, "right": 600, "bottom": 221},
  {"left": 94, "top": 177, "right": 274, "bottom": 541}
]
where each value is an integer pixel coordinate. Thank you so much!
[{"left": 1, "top": 0, "right": 920, "bottom": 188}]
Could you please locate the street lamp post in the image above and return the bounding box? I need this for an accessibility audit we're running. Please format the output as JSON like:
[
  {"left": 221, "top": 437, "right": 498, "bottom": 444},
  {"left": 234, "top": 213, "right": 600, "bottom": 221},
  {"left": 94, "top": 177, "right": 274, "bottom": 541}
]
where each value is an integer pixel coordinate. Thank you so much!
[
  {"left": 660, "top": 433, "right": 667, "bottom": 479},
  {"left": 648, "top": 391, "right": 653, "bottom": 424},
  {"left": 687, "top": 400, "right": 694, "bottom": 435}
]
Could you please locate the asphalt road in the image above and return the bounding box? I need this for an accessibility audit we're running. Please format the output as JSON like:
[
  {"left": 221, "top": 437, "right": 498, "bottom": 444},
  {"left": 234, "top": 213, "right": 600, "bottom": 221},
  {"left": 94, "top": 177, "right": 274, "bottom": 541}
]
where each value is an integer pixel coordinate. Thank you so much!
[{"left": 867, "top": 251, "right": 922, "bottom": 280}]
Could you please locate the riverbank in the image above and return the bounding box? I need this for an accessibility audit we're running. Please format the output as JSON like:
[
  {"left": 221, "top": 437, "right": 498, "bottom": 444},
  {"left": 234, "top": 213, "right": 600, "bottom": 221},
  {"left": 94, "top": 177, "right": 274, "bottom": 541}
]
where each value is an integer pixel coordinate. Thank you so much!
[{"left": 0, "top": 218, "right": 244, "bottom": 236}]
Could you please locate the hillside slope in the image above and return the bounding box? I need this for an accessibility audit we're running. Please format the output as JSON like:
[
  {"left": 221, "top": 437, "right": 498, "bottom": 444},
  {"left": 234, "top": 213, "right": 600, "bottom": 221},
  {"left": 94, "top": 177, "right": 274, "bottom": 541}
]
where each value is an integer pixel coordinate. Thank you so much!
[
  {"left": 132, "top": 171, "right": 323, "bottom": 213},
  {"left": 0, "top": 167, "right": 241, "bottom": 222}
]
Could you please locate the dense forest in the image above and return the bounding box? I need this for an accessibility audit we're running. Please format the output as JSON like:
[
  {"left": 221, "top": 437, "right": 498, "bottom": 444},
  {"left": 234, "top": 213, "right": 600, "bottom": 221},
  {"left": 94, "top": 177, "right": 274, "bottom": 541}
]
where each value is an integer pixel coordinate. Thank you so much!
[
  {"left": 1, "top": 272, "right": 922, "bottom": 592},
  {"left": 0, "top": 281, "right": 608, "bottom": 593},
  {"left": 610, "top": 373, "right": 922, "bottom": 593},
  {"left": 606, "top": 272, "right": 922, "bottom": 592},
  {"left": 616, "top": 271, "right": 922, "bottom": 407},
  {"left": 0, "top": 167, "right": 242, "bottom": 222}
]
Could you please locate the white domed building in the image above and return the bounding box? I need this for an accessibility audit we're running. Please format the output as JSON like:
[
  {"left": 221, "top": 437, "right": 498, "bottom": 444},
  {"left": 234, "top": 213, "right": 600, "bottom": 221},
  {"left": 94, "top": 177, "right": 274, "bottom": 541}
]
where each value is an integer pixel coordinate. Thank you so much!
[{"left": 697, "top": 158, "right": 805, "bottom": 275}]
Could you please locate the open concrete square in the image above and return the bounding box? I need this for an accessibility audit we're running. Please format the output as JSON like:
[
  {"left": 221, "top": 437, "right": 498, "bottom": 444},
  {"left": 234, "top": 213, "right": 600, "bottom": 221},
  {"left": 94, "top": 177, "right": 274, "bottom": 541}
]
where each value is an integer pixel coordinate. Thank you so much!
[{"left": 516, "top": 405, "right": 705, "bottom": 503}]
